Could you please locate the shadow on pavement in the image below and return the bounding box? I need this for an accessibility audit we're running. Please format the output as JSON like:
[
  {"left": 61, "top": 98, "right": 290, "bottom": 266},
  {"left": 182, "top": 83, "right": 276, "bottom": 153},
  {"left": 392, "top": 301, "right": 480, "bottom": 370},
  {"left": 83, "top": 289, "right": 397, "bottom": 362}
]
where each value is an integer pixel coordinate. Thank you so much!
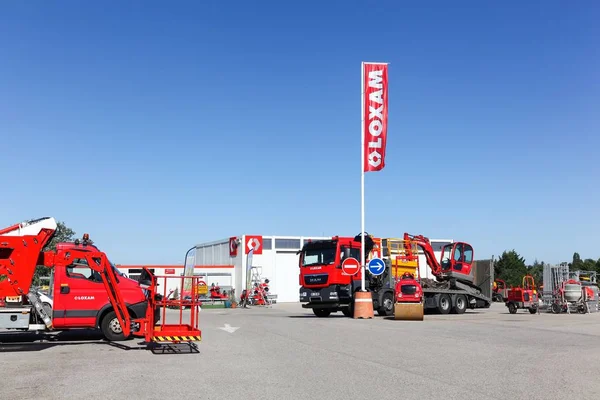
[
  {"left": 0, "top": 329, "right": 198, "bottom": 354},
  {"left": 287, "top": 315, "right": 349, "bottom": 318}
]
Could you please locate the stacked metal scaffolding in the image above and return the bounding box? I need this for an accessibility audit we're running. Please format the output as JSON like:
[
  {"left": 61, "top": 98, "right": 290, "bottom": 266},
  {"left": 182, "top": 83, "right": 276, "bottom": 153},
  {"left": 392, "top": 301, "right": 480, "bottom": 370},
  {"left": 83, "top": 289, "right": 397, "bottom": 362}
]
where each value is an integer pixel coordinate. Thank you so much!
[
  {"left": 541, "top": 263, "right": 598, "bottom": 313},
  {"left": 541, "top": 262, "right": 569, "bottom": 307}
]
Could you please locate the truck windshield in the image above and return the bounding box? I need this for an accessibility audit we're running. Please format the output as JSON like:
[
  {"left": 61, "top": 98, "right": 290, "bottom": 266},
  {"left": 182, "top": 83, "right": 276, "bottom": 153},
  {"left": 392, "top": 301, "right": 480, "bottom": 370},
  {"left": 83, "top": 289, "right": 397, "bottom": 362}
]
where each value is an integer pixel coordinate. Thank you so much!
[
  {"left": 109, "top": 261, "right": 126, "bottom": 277},
  {"left": 302, "top": 246, "right": 337, "bottom": 267},
  {"left": 441, "top": 245, "right": 453, "bottom": 268}
]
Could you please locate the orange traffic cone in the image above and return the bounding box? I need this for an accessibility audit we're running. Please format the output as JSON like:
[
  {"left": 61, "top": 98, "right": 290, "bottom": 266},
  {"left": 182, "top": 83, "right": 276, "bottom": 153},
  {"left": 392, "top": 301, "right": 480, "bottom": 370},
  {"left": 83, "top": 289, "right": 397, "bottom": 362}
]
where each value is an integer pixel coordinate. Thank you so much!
[{"left": 353, "top": 291, "right": 374, "bottom": 319}]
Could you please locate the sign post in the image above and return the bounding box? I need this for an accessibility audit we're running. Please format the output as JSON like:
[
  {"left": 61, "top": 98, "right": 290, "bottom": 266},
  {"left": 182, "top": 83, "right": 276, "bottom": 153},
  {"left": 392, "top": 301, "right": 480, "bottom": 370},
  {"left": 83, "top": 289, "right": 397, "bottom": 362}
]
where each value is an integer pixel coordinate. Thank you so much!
[{"left": 360, "top": 61, "right": 389, "bottom": 291}]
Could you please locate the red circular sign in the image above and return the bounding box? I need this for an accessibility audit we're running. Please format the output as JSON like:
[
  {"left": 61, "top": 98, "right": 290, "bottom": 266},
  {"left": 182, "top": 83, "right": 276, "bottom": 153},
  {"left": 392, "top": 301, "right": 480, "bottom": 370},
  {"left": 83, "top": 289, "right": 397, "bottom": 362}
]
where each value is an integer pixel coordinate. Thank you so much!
[{"left": 342, "top": 257, "right": 360, "bottom": 276}]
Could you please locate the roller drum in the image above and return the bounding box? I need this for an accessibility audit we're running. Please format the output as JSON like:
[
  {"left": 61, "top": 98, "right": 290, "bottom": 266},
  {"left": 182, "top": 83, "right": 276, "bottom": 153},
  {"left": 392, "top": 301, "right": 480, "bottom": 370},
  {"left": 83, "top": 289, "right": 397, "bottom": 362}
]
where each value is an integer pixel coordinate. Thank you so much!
[{"left": 393, "top": 302, "right": 424, "bottom": 321}]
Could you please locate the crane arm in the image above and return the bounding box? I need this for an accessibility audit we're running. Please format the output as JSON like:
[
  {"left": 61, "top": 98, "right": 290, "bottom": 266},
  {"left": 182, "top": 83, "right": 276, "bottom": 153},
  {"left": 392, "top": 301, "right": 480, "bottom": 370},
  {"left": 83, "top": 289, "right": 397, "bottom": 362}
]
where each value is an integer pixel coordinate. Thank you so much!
[
  {"left": 403, "top": 233, "right": 443, "bottom": 277},
  {"left": 0, "top": 218, "right": 57, "bottom": 297}
]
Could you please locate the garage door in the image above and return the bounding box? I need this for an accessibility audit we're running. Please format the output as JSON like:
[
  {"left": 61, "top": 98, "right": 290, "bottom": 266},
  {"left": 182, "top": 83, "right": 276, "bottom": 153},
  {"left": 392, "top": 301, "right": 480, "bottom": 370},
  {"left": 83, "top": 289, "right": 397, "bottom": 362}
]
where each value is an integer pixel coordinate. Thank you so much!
[{"left": 274, "top": 251, "right": 300, "bottom": 302}]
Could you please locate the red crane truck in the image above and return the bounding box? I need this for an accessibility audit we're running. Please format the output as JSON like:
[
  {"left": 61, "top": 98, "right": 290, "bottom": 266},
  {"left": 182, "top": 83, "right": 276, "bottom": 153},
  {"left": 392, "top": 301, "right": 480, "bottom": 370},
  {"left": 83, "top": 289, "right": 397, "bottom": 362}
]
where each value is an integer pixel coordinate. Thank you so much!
[
  {"left": 298, "top": 233, "right": 395, "bottom": 317},
  {"left": 0, "top": 217, "right": 201, "bottom": 344}
]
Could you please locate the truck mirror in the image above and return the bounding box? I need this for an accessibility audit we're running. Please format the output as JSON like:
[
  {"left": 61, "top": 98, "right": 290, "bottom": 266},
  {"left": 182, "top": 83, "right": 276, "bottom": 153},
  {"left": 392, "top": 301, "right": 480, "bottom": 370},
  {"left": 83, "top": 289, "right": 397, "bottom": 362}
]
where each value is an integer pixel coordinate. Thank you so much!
[{"left": 343, "top": 248, "right": 351, "bottom": 259}]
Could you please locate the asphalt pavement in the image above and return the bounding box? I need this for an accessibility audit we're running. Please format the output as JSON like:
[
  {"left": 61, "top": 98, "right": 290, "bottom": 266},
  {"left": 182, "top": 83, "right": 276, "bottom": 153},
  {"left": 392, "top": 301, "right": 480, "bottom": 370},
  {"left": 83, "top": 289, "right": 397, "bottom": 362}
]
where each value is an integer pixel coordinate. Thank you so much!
[{"left": 1, "top": 302, "right": 599, "bottom": 400}]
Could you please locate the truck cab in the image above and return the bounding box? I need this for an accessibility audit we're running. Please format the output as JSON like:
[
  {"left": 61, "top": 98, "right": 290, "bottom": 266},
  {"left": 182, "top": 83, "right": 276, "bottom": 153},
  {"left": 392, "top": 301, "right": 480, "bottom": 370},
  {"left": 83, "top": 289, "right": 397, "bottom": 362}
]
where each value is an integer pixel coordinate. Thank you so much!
[
  {"left": 298, "top": 234, "right": 394, "bottom": 317},
  {"left": 49, "top": 240, "right": 153, "bottom": 340}
]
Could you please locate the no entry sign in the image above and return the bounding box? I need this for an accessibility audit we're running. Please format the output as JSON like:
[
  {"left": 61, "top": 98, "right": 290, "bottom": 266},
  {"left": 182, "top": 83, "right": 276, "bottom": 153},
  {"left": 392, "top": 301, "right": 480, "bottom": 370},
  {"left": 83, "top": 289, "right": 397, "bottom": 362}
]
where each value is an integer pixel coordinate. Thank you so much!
[{"left": 342, "top": 257, "right": 360, "bottom": 276}]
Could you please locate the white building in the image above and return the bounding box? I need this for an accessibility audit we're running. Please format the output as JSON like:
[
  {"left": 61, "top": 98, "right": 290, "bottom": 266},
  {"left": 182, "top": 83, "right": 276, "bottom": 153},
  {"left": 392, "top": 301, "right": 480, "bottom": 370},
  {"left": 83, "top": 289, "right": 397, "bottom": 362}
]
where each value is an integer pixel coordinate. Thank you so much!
[{"left": 117, "top": 234, "right": 453, "bottom": 303}]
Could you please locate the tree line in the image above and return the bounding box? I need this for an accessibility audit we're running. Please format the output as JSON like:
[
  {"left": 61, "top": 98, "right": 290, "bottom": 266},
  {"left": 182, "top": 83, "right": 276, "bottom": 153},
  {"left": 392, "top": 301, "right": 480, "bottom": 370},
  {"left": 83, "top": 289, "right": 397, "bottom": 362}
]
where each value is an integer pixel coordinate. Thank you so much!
[{"left": 494, "top": 249, "right": 600, "bottom": 288}]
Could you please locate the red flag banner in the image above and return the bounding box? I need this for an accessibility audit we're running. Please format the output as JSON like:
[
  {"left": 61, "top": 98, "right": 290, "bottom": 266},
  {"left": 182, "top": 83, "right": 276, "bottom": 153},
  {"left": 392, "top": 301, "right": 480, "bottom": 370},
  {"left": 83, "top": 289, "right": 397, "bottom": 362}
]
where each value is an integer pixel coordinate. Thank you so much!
[{"left": 363, "top": 62, "right": 389, "bottom": 172}]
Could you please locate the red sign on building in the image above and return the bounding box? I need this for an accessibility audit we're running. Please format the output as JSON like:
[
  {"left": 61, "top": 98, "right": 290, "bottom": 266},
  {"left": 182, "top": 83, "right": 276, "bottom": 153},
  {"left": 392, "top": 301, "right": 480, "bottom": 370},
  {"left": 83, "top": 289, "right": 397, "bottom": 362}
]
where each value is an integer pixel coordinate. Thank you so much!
[
  {"left": 229, "top": 236, "right": 239, "bottom": 257},
  {"left": 245, "top": 235, "right": 263, "bottom": 255}
]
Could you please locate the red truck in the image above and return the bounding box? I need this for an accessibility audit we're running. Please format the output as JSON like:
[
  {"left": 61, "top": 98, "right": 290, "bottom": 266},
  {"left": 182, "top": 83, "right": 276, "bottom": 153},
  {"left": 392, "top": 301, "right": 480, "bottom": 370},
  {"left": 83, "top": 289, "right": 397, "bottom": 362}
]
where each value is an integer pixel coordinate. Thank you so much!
[
  {"left": 0, "top": 217, "right": 201, "bottom": 344},
  {"left": 298, "top": 232, "right": 493, "bottom": 318},
  {"left": 298, "top": 233, "right": 395, "bottom": 317}
]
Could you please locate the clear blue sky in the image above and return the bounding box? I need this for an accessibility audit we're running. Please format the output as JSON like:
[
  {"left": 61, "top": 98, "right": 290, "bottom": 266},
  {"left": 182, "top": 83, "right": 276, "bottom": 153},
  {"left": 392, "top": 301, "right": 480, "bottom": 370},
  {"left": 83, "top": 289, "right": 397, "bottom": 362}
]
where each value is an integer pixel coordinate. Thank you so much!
[{"left": 1, "top": 1, "right": 598, "bottom": 265}]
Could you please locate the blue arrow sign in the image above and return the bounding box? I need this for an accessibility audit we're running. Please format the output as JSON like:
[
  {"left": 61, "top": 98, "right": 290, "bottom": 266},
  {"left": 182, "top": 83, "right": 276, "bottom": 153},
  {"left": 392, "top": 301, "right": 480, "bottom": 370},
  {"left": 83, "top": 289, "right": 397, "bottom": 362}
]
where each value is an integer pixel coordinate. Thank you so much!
[{"left": 367, "top": 257, "right": 386, "bottom": 276}]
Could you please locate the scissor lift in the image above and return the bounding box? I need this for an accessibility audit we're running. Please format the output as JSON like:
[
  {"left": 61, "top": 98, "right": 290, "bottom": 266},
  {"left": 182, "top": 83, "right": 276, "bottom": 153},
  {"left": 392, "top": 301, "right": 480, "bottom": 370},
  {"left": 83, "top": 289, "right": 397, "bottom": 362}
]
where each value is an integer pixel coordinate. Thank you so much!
[
  {"left": 383, "top": 238, "right": 420, "bottom": 281},
  {"left": 142, "top": 268, "right": 202, "bottom": 344}
]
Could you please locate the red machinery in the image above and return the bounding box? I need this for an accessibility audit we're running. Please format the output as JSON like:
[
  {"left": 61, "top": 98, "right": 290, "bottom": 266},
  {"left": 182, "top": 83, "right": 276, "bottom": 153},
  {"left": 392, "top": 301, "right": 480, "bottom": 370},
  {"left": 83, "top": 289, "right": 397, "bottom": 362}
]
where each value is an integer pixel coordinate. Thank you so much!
[
  {"left": 551, "top": 279, "right": 589, "bottom": 314},
  {"left": 298, "top": 233, "right": 394, "bottom": 317},
  {"left": 493, "top": 279, "right": 508, "bottom": 302},
  {"left": 298, "top": 232, "right": 491, "bottom": 318},
  {"left": 393, "top": 272, "right": 424, "bottom": 321},
  {"left": 240, "top": 279, "right": 270, "bottom": 306},
  {"left": 505, "top": 275, "right": 539, "bottom": 314},
  {"left": 0, "top": 217, "right": 201, "bottom": 346},
  {"left": 400, "top": 233, "right": 492, "bottom": 314},
  {"left": 209, "top": 284, "right": 228, "bottom": 300}
]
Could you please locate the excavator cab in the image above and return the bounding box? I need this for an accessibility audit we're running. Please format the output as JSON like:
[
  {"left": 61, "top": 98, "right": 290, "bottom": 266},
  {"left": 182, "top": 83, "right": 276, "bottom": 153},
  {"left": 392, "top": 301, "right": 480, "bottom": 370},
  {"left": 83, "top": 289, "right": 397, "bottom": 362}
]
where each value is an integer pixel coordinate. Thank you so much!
[{"left": 439, "top": 242, "right": 475, "bottom": 284}]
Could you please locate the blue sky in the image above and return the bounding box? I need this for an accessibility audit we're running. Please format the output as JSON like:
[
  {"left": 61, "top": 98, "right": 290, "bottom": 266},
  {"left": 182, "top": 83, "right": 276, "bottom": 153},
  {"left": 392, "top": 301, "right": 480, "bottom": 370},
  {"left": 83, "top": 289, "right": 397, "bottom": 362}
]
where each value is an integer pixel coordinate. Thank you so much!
[{"left": 1, "top": 1, "right": 598, "bottom": 265}]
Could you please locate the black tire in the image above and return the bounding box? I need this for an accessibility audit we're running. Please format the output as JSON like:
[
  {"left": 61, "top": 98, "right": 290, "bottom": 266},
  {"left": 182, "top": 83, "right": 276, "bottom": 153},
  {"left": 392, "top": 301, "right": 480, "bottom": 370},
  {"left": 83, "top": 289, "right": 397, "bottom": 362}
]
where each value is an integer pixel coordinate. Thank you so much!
[
  {"left": 313, "top": 308, "right": 331, "bottom": 318},
  {"left": 342, "top": 304, "right": 353, "bottom": 317},
  {"left": 528, "top": 307, "right": 537, "bottom": 314},
  {"left": 437, "top": 294, "right": 451, "bottom": 314},
  {"left": 508, "top": 302, "right": 517, "bottom": 314},
  {"left": 551, "top": 303, "right": 561, "bottom": 314},
  {"left": 377, "top": 292, "right": 394, "bottom": 316},
  {"left": 453, "top": 295, "right": 467, "bottom": 314},
  {"left": 100, "top": 310, "right": 128, "bottom": 341}
]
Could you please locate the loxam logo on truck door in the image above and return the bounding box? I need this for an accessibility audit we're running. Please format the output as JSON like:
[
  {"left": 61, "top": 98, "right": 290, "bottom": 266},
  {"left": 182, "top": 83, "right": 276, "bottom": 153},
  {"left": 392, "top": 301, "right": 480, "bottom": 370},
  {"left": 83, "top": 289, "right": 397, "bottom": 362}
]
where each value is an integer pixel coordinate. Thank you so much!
[{"left": 74, "top": 296, "right": 95, "bottom": 300}]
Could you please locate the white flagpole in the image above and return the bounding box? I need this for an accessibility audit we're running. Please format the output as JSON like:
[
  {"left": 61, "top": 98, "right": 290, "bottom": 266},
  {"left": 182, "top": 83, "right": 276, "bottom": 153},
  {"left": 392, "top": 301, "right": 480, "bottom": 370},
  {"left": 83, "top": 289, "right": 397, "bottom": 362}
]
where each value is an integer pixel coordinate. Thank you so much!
[{"left": 360, "top": 61, "right": 366, "bottom": 292}]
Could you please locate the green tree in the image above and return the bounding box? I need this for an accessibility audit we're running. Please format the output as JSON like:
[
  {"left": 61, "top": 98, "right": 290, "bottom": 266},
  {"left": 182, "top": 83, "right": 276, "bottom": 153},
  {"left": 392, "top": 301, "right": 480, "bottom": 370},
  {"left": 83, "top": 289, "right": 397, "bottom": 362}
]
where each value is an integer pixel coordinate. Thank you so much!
[
  {"left": 495, "top": 250, "right": 527, "bottom": 287},
  {"left": 569, "top": 252, "right": 583, "bottom": 271},
  {"left": 527, "top": 259, "right": 544, "bottom": 286},
  {"left": 581, "top": 258, "right": 597, "bottom": 271},
  {"left": 32, "top": 221, "right": 76, "bottom": 287}
]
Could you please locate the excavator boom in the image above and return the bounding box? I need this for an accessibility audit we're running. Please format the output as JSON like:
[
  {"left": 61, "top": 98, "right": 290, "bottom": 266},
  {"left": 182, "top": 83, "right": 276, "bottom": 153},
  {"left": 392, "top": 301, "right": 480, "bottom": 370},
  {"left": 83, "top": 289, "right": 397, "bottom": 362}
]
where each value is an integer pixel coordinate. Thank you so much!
[{"left": 403, "top": 233, "right": 443, "bottom": 277}]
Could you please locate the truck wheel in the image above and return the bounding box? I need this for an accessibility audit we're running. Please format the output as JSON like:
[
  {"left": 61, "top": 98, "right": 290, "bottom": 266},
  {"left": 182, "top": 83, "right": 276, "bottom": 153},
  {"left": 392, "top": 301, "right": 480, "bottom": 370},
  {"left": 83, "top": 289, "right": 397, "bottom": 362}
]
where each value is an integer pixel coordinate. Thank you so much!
[
  {"left": 377, "top": 292, "right": 394, "bottom": 316},
  {"left": 529, "top": 307, "right": 537, "bottom": 314},
  {"left": 342, "top": 303, "right": 353, "bottom": 317},
  {"left": 100, "top": 311, "right": 127, "bottom": 341},
  {"left": 507, "top": 303, "right": 517, "bottom": 314},
  {"left": 437, "top": 294, "right": 451, "bottom": 314},
  {"left": 453, "top": 295, "right": 467, "bottom": 314},
  {"left": 312, "top": 308, "right": 331, "bottom": 318}
]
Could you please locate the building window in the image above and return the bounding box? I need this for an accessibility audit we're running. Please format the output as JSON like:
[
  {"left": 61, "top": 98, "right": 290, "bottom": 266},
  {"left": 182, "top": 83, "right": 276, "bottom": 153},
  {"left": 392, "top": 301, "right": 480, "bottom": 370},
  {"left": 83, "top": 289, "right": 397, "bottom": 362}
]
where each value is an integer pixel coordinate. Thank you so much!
[
  {"left": 275, "top": 238, "right": 301, "bottom": 249},
  {"left": 263, "top": 238, "right": 272, "bottom": 250},
  {"left": 430, "top": 241, "right": 451, "bottom": 252}
]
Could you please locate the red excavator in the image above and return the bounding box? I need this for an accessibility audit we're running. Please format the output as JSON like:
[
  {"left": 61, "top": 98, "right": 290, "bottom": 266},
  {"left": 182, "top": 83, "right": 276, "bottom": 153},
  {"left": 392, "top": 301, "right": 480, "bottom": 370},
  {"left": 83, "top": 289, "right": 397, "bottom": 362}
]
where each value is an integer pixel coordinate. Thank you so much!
[
  {"left": 0, "top": 217, "right": 202, "bottom": 346},
  {"left": 396, "top": 233, "right": 492, "bottom": 314}
]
